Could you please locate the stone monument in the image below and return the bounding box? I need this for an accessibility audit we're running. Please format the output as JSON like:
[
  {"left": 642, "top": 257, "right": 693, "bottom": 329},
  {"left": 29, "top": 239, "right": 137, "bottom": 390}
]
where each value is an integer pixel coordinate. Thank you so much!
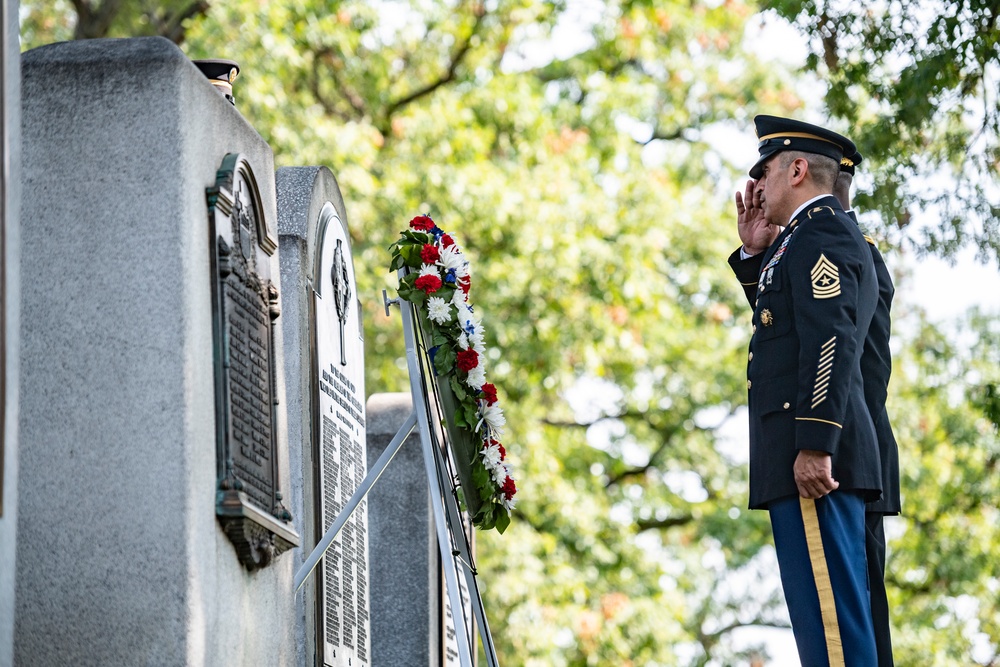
[
  {"left": 276, "top": 166, "right": 371, "bottom": 667},
  {"left": 16, "top": 37, "right": 298, "bottom": 664}
]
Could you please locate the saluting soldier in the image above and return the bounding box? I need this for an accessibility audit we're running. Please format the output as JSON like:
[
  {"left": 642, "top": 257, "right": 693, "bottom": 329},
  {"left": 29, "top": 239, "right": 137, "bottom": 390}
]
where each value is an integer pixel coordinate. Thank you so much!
[
  {"left": 736, "top": 148, "right": 901, "bottom": 666},
  {"left": 727, "top": 115, "right": 882, "bottom": 666}
]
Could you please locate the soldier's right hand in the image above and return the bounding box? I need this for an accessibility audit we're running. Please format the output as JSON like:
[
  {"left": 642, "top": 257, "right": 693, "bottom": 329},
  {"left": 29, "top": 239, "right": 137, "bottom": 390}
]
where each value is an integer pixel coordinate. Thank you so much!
[{"left": 735, "top": 179, "right": 778, "bottom": 255}]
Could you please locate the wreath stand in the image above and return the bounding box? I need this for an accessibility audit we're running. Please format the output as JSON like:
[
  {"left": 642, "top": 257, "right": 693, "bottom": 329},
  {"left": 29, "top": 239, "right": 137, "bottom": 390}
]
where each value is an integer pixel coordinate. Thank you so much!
[{"left": 295, "top": 290, "right": 501, "bottom": 667}]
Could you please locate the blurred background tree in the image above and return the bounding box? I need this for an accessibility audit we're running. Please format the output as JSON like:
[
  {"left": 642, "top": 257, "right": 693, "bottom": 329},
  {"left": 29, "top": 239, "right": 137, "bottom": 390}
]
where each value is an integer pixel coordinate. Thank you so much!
[
  {"left": 19, "top": 0, "right": 1000, "bottom": 664},
  {"left": 768, "top": 0, "right": 1000, "bottom": 262}
]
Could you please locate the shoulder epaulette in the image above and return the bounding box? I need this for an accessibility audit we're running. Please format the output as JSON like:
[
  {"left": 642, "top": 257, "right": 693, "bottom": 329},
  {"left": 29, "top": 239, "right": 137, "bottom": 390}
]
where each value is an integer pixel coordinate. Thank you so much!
[{"left": 806, "top": 206, "right": 836, "bottom": 219}]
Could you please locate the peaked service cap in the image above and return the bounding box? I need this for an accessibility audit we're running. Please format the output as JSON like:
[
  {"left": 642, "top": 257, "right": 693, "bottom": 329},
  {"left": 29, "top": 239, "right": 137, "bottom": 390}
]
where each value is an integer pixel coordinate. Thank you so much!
[
  {"left": 749, "top": 115, "right": 857, "bottom": 179},
  {"left": 839, "top": 149, "right": 863, "bottom": 175}
]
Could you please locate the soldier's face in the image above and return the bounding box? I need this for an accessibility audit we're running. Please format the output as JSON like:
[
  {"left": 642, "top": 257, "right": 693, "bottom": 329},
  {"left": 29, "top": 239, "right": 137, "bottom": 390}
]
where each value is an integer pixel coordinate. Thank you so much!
[{"left": 756, "top": 154, "right": 790, "bottom": 226}]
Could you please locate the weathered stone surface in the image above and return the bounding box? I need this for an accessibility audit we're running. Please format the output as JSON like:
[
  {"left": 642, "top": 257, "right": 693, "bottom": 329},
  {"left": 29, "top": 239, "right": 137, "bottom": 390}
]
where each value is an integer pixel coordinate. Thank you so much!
[
  {"left": 16, "top": 37, "right": 293, "bottom": 666},
  {"left": 366, "top": 392, "right": 439, "bottom": 667}
]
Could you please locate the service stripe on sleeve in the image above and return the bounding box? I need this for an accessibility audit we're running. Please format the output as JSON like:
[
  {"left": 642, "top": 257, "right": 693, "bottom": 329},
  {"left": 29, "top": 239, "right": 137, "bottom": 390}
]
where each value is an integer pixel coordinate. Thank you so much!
[{"left": 812, "top": 337, "right": 836, "bottom": 408}]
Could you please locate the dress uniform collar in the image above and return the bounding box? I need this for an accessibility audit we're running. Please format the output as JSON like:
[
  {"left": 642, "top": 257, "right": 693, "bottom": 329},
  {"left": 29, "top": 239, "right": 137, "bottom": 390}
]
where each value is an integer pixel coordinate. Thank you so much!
[{"left": 787, "top": 194, "right": 841, "bottom": 227}]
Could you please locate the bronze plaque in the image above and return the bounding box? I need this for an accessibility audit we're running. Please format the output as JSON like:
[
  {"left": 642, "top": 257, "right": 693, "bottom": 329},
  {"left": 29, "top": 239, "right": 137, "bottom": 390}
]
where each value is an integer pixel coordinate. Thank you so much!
[{"left": 207, "top": 153, "right": 299, "bottom": 569}]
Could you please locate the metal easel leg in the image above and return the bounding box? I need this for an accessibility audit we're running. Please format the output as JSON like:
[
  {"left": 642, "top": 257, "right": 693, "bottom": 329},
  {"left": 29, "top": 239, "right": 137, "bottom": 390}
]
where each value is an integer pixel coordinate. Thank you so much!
[
  {"left": 401, "top": 304, "right": 477, "bottom": 667},
  {"left": 431, "top": 438, "right": 501, "bottom": 667},
  {"left": 294, "top": 409, "right": 417, "bottom": 592}
]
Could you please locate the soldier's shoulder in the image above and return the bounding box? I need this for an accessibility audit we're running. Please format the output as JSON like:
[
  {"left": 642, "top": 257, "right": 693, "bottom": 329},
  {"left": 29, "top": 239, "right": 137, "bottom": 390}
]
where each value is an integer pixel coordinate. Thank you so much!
[{"left": 804, "top": 204, "right": 841, "bottom": 221}]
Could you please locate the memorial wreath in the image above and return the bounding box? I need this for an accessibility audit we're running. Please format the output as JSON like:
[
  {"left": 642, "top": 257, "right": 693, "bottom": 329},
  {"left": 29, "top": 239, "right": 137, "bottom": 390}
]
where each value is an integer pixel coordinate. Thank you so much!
[{"left": 389, "top": 214, "right": 516, "bottom": 534}]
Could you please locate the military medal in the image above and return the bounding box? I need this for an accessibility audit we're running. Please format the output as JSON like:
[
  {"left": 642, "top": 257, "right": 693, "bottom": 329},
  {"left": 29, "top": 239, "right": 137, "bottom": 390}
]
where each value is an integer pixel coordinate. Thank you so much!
[{"left": 763, "top": 227, "right": 797, "bottom": 273}]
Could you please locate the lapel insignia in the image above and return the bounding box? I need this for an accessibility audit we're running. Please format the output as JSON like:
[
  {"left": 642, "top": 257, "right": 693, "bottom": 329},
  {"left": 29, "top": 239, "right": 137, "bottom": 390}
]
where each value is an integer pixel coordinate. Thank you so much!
[
  {"left": 811, "top": 254, "right": 841, "bottom": 298},
  {"left": 760, "top": 309, "right": 773, "bottom": 326}
]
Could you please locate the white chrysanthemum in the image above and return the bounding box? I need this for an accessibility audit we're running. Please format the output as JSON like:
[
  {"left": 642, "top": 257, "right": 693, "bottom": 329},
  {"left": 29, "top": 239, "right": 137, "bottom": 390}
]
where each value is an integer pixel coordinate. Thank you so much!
[
  {"left": 480, "top": 443, "right": 503, "bottom": 469},
  {"left": 491, "top": 463, "right": 508, "bottom": 485},
  {"left": 477, "top": 402, "right": 505, "bottom": 436},
  {"left": 457, "top": 332, "right": 469, "bottom": 350},
  {"left": 426, "top": 297, "right": 451, "bottom": 324},
  {"left": 419, "top": 263, "right": 440, "bottom": 278},
  {"left": 451, "top": 287, "right": 468, "bottom": 307},
  {"left": 454, "top": 261, "right": 470, "bottom": 280},
  {"left": 465, "top": 366, "right": 486, "bottom": 391},
  {"left": 438, "top": 245, "right": 465, "bottom": 271},
  {"left": 459, "top": 305, "right": 479, "bottom": 335},
  {"left": 502, "top": 496, "right": 517, "bottom": 511},
  {"left": 468, "top": 330, "right": 486, "bottom": 354}
]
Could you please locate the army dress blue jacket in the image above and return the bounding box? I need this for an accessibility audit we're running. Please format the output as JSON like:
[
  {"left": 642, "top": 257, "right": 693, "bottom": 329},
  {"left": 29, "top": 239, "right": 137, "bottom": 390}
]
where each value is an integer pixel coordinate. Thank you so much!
[
  {"left": 727, "top": 196, "right": 883, "bottom": 509},
  {"left": 730, "top": 209, "right": 901, "bottom": 514}
]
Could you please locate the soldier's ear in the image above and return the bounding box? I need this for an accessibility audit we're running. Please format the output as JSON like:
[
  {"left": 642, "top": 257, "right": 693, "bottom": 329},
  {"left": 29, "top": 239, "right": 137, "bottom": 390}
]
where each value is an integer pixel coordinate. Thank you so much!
[{"left": 789, "top": 157, "right": 808, "bottom": 185}]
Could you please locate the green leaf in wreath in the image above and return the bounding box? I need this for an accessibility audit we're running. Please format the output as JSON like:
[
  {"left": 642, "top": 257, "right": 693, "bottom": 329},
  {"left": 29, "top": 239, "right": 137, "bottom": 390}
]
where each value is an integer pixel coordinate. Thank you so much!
[
  {"left": 464, "top": 403, "right": 480, "bottom": 430},
  {"left": 434, "top": 346, "right": 456, "bottom": 375},
  {"left": 472, "top": 463, "right": 489, "bottom": 488},
  {"left": 495, "top": 508, "right": 510, "bottom": 534},
  {"left": 449, "top": 376, "right": 467, "bottom": 402},
  {"left": 432, "top": 328, "right": 449, "bottom": 348},
  {"left": 401, "top": 244, "right": 426, "bottom": 268}
]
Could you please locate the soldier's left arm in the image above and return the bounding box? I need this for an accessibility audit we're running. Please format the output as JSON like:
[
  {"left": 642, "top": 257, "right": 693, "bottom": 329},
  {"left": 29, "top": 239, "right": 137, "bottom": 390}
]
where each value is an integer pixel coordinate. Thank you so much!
[{"left": 785, "top": 216, "right": 871, "bottom": 454}]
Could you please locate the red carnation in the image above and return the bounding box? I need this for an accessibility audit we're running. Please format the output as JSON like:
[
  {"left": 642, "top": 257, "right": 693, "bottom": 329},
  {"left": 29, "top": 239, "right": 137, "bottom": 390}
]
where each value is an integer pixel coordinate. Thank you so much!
[
  {"left": 420, "top": 243, "right": 440, "bottom": 263},
  {"left": 440, "top": 233, "right": 455, "bottom": 248},
  {"left": 414, "top": 274, "right": 442, "bottom": 294},
  {"left": 456, "top": 349, "right": 479, "bottom": 372},
  {"left": 409, "top": 215, "right": 434, "bottom": 231},
  {"left": 501, "top": 476, "right": 517, "bottom": 500},
  {"left": 459, "top": 276, "right": 471, "bottom": 295},
  {"left": 481, "top": 383, "right": 498, "bottom": 405}
]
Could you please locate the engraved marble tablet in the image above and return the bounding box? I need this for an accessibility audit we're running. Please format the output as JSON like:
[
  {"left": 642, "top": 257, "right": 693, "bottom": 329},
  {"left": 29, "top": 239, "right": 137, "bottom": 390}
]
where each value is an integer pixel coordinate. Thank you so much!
[
  {"left": 313, "top": 202, "right": 370, "bottom": 667},
  {"left": 208, "top": 153, "right": 299, "bottom": 570}
]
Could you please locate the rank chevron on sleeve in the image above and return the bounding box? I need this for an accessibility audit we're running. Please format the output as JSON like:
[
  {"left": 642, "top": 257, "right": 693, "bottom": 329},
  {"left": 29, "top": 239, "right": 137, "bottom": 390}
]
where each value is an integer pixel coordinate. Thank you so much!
[{"left": 810, "top": 253, "right": 841, "bottom": 299}]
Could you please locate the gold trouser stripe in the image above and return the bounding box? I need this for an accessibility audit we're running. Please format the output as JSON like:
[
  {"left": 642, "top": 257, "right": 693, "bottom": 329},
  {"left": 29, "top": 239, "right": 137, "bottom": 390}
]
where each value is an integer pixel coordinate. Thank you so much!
[{"left": 800, "top": 497, "right": 846, "bottom": 667}]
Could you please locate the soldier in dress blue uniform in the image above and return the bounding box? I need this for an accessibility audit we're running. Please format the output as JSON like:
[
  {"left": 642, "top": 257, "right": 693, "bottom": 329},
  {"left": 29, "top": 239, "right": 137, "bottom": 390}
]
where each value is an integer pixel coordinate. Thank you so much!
[
  {"left": 835, "top": 152, "right": 900, "bottom": 667},
  {"left": 727, "top": 115, "right": 882, "bottom": 666},
  {"left": 735, "top": 147, "right": 901, "bottom": 666}
]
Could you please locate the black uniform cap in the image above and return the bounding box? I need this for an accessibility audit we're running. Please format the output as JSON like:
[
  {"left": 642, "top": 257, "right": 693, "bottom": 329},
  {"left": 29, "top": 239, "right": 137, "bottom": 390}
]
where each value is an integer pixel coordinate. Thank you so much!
[
  {"left": 192, "top": 59, "right": 240, "bottom": 105},
  {"left": 840, "top": 149, "right": 863, "bottom": 175},
  {"left": 749, "top": 115, "right": 857, "bottom": 179}
]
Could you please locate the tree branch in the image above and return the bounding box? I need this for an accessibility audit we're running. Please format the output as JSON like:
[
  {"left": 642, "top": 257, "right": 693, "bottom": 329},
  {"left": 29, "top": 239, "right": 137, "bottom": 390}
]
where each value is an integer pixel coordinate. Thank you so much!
[
  {"left": 638, "top": 126, "right": 686, "bottom": 145},
  {"left": 635, "top": 514, "right": 693, "bottom": 532},
  {"left": 149, "top": 0, "right": 211, "bottom": 45},
  {"left": 311, "top": 48, "right": 368, "bottom": 122},
  {"left": 379, "top": 1, "right": 487, "bottom": 131},
  {"left": 72, "top": 0, "right": 124, "bottom": 39}
]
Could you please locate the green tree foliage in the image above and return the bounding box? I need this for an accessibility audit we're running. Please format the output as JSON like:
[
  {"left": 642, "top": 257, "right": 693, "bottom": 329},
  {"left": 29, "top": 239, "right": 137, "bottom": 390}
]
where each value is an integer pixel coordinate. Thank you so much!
[
  {"left": 767, "top": 0, "right": 1000, "bottom": 262},
  {"left": 887, "top": 308, "right": 1000, "bottom": 664},
  {"left": 19, "top": 0, "right": 1000, "bottom": 663}
]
